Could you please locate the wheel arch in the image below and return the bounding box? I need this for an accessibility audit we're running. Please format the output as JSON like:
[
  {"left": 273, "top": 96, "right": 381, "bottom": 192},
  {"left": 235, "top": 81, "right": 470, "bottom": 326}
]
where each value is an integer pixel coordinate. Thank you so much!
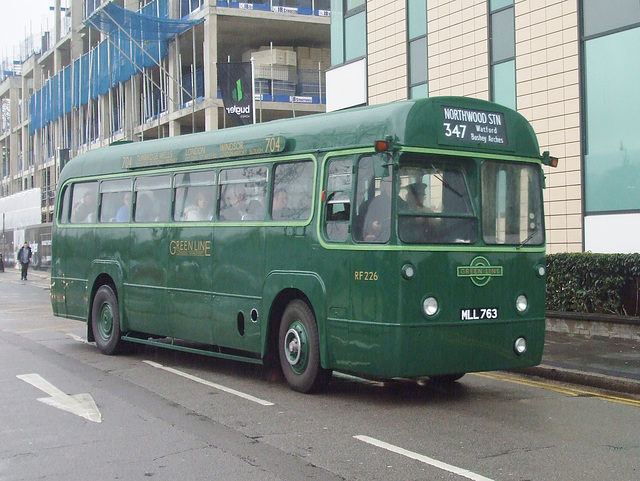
[
  {"left": 262, "top": 271, "right": 329, "bottom": 369},
  {"left": 87, "top": 261, "right": 125, "bottom": 342}
]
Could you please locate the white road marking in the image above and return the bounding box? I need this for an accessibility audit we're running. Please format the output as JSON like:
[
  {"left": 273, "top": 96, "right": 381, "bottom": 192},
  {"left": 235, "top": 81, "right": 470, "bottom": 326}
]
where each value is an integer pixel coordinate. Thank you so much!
[
  {"left": 17, "top": 373, "right": 102, "bottom": 423},
  {"left": 143, "top": 360, "right": 274, "bottom": 406},
  {"left": 354, "top": 435, "right": 495, "bottom": 481}
]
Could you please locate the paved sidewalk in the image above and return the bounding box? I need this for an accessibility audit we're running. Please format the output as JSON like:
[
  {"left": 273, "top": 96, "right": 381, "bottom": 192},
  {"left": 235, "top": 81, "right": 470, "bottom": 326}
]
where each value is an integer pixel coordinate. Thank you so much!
[
  {"left": 3, "top": 268, "right": 639, "bottom": 395},
  {"left": 518, "top": 330, "right": 640, "bottom": 396}
]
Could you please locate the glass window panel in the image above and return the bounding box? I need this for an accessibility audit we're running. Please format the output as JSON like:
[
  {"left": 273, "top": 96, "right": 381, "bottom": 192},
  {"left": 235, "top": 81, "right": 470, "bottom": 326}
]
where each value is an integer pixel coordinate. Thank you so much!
[
  {"left": 490, "top": 0, "right": 513, "bottom": 12},
  {"left": 482, "top": 161, "right": 543, "bottom": 246},
  {"left": 331, "top": 0, "right": 344, "bottom": 65},
  {"left": 354, "top": 155, "right": 392, "bottom": 243},
  {"left": 70, "top": 182, "right": 98, "bottom": 224},
  {"left": 134, "top": 175, "right": 171, "bottom": 223},
  {"left": 273, "top": 161, "right": 314, "bottom": 221},
  {"left": 218, "top": 167, "right": 268, "bottom": 221},
  {"left": 583, "top": 0, "right": 640, "bottom": 37},
  {"left": 408, "top": 0, "right": 427, "bottom": 39},
  {"left": 345, "top": 11, "right": 366, "bottom": 61},
  {"left": 325, "top": 158, "right": 352, "bottom": 242},
  {"left": 584, "top": 28, "right": 640, "bottom": 213},
  {"left": 59, "top": 185, "right": 71, "bottom": 224},
  {"left": 100, "top": 179, "right": 132, "bottom": 223},
  {"left": 492, "top": 60, "right": 516, "bottom": 110},
  {"left": 346, "top": 0, "right": 365, "bottom": 11},
  {"left": 174, "top": 171, "right": 216, "bottom": 222},
  {"left": 410, "top": 83, "right": 429, "bottom": 99},
  {"left": 491, "top": 7, "right": 515, "bottom": 62},
  {"left": 409, "top": 37, "right": 428, "bottom": 86},
  {"left": 397, "top": 157, "right": 477, "bottom": 244}
]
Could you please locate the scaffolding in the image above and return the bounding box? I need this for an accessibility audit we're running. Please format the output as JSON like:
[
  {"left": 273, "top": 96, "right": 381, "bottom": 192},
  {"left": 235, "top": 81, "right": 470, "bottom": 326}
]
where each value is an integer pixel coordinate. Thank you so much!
[{"left": 29, "top": 0, "right": 202, "bottom": 135}]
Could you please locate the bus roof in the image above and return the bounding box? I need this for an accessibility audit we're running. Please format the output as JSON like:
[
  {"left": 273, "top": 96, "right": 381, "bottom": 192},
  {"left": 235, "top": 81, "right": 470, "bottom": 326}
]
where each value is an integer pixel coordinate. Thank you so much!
[{"left": 59, "top": 96, "right": 541, "bottom": 181}]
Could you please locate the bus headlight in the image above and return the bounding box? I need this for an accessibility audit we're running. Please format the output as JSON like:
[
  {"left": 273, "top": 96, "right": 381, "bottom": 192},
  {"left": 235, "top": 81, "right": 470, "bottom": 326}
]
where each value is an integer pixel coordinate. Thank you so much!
[
  {"left": 515, "top": 294, "right": 528, "bottom": 313},
  {"left": 535, "top": 264, "right": 546, "bottom": 277},
  {"left": 423, "top": 297, "right": 438, "bottom": 317},
  {"left": 514, "top": 337, "right": 527, "bottom": 355}
]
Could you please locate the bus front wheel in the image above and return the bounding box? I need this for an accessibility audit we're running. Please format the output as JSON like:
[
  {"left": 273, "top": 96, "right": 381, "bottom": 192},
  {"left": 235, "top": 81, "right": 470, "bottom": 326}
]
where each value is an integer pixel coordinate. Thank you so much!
[
  {"left": 278, "top": 300, "right": 330, "bottom": 393},
  {"left": 91, "top": 285, "right": 122, "bottom": 355}
]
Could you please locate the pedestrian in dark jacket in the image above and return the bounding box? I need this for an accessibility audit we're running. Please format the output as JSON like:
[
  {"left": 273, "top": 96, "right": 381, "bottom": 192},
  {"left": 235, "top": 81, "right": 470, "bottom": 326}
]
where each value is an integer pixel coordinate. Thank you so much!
[{"left": 18, "top": 242, "right": 32, "bottom": 281}]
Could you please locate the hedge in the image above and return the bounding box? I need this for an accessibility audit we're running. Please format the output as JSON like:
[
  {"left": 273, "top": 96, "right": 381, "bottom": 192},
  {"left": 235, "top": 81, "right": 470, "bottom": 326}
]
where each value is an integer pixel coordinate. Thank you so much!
[{"left": 546, "top": 253, "right": 640, "bottom": 316}]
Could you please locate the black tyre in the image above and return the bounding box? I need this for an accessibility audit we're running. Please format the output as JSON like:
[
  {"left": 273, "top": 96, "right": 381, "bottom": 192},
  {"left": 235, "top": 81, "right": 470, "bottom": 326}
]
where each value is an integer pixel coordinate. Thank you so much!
[
  {"left": 91, "top": 285, "right": 122, "bottom": 355},
  {"left": 278, "top": 300, "right": 331, "bottom": 393}
]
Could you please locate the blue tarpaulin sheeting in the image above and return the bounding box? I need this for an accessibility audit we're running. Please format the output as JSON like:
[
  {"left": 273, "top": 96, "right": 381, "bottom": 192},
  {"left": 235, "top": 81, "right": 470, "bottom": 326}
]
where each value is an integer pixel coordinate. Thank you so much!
[{"left": 29, "top": 0, "right": 202, "bottom": 134}]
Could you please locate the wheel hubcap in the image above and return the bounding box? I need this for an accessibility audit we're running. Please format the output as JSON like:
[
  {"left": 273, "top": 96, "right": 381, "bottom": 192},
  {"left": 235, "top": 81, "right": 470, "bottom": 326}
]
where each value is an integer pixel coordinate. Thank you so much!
[
  {"left": 98, "top": 302, "right": 113, "bottom": 340},
  {"left": 284, "top": 320, "right": 309, "bottom": 374}
]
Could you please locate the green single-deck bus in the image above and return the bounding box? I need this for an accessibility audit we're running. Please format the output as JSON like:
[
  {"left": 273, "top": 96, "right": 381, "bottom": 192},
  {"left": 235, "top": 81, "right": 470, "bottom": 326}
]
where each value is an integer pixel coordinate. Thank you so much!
[{"left": 51, "top": 97, "right": 557, "bottom": 393}]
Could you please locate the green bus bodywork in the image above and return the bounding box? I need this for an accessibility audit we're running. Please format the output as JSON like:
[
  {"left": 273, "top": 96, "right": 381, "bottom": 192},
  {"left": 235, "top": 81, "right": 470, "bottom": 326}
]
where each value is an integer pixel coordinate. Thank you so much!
[{"left": 51, "top": 97, "right": 553, "bottom": 392}]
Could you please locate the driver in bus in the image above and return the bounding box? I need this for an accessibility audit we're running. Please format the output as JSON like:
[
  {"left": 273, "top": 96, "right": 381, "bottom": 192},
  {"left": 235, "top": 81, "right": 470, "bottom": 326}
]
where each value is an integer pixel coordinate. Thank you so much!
[
  {"left": 397, "top": 182, "right": 432, "bottom": 243},
  {"left": 403, "top": 182, "right": 428, "bottom": 213}
]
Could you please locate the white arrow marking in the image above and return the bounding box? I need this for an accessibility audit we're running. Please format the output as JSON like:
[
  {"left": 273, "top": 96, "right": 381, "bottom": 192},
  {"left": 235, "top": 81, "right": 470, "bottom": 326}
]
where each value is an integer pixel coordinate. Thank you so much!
[{"left": 17, "top": 373, "right": 102, "bottom": 423}]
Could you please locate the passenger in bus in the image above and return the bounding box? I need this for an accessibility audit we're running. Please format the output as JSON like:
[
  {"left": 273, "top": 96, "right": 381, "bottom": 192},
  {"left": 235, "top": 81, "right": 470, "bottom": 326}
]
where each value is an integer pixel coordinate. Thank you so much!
[
  {"left": 115, "top": 192, "right": 132, "bottom": 222},
  {"left": 272, "top": 188, "right": 290, "bottom": 220},
  {"left": 244, "top": 199, "right": 265, "bottom": 220},
  {"left": 135, "top": 193, "right": 156, "bottom": 222},
  {"left": 184, "top": 192, "right": 211, "bottom": 221},
  {"left": 72, "top": 191, "right": 96, "bottom": 223},
  {"left": 220, "top": 185, "right": 247, "bottom": 221}
]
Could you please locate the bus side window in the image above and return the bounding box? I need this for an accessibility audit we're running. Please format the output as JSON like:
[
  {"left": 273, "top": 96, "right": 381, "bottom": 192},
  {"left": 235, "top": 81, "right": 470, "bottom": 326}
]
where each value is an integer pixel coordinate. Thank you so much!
[
  {"left": 134, "top": 175, "right": 171, "bottom": 222},
  {"left": 58, "top": 185, "right": 71, "bottom": 224},
  {"left": 174, "top": 170, "right": 216, "bottom": 221},
  {"left": 272, "top": 160, "right": 314, "bottom": 221},
  {"left": 70, "top": 182, "right": 98, "bottom": 223},
  {"left": 324, "top": 158, "right": 352, "bottom": 242},
  {"left": 99, "top": 179, "right": 132, "bottom": 223},
  {"left": 219, "top": 167, "right": 267, "bottom": 221}
]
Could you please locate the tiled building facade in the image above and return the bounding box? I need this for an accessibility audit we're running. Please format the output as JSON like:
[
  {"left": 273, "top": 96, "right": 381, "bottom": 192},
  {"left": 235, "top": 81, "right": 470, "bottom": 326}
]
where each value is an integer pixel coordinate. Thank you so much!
[{"left": 328, "top": 0, "right": 640, "bottom": 254}]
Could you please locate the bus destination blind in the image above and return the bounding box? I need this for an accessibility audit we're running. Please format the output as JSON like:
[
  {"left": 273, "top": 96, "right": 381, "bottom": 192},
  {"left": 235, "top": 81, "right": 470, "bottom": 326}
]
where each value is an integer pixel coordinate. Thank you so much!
[{"left": 439, "top": 106, "right": 509, "bottom": 148}]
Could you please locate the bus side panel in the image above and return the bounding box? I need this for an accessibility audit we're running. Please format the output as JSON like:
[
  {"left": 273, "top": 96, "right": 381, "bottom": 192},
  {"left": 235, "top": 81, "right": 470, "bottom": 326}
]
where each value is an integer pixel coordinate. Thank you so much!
[
  {"left": 50, "top": 225, "right": 65, "bottom": 317},
  {"left": 90, "top": 225, "right": 129, "bottom": 327},
  {"left": 166, "top": 228, "right": 214, "bottom": 344},
  {"left": 310, "top": 247, "right": 352, "bottom": 370},
  {"left": 124, "top": 226, "right": 169, "bottom": 336},
  {"left": 210, "top": 226, "right": 265, "bottom": 353},
  {"left": 63, "top": 227, "right": 95, "bottom": 320}
]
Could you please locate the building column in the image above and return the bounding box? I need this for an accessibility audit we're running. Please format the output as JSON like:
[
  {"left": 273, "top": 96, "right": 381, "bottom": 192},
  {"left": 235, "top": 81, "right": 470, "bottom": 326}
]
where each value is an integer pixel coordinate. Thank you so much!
[{"left": 203, "top": 11, "right": 219, "bottom": 131}]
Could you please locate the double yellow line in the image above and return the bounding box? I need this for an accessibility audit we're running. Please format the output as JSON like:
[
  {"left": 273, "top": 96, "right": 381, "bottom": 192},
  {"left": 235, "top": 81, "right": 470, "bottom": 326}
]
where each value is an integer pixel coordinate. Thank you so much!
[{"left": 474, "top": 372, "right": 640, "bottom": 407}]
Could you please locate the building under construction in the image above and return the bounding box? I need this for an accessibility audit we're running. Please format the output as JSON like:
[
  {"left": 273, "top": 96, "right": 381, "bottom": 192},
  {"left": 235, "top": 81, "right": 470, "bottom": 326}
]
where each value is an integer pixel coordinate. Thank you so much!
[{"left": 0, "top": 0, "right": 330, "bottom": 240}]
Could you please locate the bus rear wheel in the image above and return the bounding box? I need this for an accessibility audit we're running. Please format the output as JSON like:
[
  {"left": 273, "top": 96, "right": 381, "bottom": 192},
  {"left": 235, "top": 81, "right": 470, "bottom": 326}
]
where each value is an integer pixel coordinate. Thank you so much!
[
  {"left": 91, "top": 285, "right": 122, "bottom": 355},
  {"left": 278, "top": 300, "right": 330, "bottom": 393}
]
